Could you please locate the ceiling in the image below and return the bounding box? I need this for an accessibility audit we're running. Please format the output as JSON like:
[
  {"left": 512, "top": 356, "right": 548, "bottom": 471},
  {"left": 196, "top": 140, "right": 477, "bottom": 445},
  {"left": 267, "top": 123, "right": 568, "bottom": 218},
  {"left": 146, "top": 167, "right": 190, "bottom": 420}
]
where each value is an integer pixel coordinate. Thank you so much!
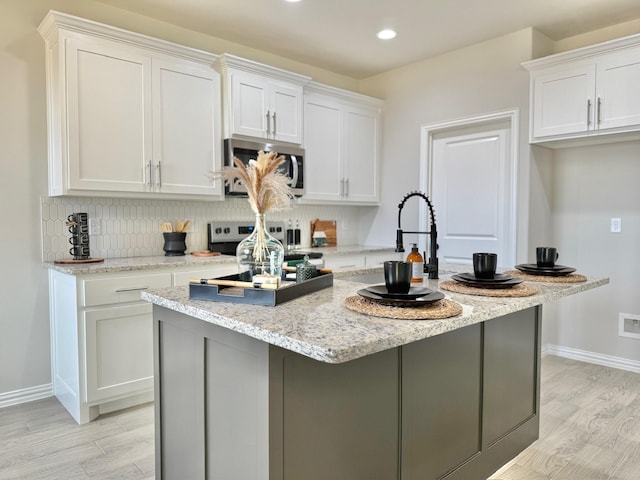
[{"left": 94, "top": 0, "right": 640, "bottom": 79}]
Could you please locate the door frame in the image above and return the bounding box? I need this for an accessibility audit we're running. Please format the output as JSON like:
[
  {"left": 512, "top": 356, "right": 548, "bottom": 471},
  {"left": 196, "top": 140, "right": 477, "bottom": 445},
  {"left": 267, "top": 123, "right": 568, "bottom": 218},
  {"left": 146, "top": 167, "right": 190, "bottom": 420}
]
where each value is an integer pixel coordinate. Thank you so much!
[{"left": 419, "top": 108, "right": 520, "bottom": 267}]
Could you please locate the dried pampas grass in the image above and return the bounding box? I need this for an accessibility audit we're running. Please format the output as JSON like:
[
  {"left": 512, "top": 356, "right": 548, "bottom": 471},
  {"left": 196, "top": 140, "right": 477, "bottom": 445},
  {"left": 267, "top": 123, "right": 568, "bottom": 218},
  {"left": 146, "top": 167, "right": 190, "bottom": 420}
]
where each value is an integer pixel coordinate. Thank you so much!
[{"left": 211, "top": 151, "right": 293, "bottom": 214}]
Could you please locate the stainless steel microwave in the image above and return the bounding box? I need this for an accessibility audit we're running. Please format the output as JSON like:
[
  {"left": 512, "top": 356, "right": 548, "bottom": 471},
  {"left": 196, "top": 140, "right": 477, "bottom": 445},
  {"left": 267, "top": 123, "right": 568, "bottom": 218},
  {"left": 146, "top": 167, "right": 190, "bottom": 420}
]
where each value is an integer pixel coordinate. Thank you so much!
[{"left": 223, "top": 139, "right": 304, "bottom": 197}]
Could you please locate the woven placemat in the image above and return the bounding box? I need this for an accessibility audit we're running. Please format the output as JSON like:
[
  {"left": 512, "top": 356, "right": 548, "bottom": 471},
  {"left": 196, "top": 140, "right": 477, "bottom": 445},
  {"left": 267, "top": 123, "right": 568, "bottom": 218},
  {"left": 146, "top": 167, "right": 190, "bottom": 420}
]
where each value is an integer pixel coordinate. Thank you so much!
[
  {"left": 440, "top": 280, "right": 538, "bottom": 297},
  {"left": 344, "top": 296, "right": 462, "bottom": 320},
  {"left": 505, "top": 270, "right": 587, "bottom": 283}
]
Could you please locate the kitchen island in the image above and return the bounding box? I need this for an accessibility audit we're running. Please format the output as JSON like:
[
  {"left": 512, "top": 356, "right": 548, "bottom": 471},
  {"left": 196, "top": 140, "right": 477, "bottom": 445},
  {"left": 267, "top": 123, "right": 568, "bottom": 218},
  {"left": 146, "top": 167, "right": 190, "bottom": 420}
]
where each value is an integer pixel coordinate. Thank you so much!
[{"left": 142, "top": 271, "right": 608, "bottom": 480}]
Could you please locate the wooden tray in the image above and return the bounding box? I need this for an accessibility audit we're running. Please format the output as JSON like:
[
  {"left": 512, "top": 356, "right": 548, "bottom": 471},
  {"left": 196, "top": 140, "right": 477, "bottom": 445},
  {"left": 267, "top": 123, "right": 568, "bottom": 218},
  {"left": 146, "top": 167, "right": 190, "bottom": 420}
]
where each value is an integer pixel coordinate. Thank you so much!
[
  {"left": 191, "top": 251, "right": 221, "bottom": 257},
  {"left": 54, "top": 258, "right": 104, "bottom": 264}
]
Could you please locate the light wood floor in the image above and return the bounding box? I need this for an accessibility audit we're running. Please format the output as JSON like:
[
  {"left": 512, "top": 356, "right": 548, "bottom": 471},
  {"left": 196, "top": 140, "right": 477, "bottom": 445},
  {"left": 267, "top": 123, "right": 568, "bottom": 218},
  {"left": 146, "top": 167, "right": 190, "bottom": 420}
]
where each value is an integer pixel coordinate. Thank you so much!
[{"left": 1, "top": 355, "right": 638, "bottom": 479}]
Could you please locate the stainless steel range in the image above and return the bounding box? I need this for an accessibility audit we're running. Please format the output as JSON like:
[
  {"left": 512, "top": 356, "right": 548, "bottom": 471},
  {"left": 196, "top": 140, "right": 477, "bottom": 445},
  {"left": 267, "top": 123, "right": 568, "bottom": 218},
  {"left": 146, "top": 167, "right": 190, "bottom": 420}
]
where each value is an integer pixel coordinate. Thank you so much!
[{"left": 207, "top": 221, "right": 323, "bottom": 263}]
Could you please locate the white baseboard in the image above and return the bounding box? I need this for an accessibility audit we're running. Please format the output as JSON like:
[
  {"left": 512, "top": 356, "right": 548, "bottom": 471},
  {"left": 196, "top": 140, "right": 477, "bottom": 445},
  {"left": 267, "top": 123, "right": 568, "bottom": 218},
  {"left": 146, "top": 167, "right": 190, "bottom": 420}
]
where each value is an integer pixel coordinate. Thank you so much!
[
  {"left": 0, "top": 384, "right": 53, "bottom": 409},
  {"left": 543, "top": 343, "right": 640, "bottom": 374}
]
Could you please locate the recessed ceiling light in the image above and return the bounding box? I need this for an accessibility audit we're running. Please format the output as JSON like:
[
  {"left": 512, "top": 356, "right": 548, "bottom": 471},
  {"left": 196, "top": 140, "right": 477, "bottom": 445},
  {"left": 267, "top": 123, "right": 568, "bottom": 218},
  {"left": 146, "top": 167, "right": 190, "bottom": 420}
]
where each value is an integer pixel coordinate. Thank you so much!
[
  {"left": 284, "top": 0, "right": 302, "bottom": 3},
  {"left": 377, "top": 29, "right": 397, "bottom": 40}
]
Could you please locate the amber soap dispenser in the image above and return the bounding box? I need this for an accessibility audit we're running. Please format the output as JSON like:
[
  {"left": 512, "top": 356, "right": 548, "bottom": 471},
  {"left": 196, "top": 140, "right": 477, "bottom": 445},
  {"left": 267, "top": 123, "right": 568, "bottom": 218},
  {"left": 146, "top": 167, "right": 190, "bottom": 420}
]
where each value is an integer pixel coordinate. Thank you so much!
[{"left": 406, "top": 243, "right": 424, "bottom": 283}]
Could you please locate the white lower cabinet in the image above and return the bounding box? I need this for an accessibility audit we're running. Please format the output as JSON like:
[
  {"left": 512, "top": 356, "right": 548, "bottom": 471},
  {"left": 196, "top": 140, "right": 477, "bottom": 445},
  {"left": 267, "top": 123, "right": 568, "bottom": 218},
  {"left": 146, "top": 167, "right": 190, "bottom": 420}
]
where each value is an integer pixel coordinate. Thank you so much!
[
  {"left": 49, "top": 263, "right": 237, "bottom": 424},
  {"left": 84, "top": 303, "right": 154, "bottom": 402},
  {"left": 323, "top": 253, "right": 366, "bottom": 271}
]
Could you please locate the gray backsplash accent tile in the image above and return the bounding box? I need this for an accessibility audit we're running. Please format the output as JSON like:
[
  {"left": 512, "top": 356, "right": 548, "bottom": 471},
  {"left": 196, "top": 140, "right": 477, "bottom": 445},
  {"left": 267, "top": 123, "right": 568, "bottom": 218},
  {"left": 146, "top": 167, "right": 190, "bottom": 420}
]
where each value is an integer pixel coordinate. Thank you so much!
[{"left": 41, "top": 196, "right": 366, "bottom": 261}]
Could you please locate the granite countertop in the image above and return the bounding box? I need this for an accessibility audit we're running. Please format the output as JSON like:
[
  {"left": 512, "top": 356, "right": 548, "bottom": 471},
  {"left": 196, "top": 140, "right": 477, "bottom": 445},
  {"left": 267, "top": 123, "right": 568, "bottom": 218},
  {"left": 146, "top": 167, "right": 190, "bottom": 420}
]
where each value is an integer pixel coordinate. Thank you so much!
[
  {"left": 44, "top": 254, "right": 238, "bottom": 275},
  {"left": 43, "top": 245, "right": 394, "bottom": 275},
  {"left": 141, "top": 272, "right": 609, "bottom": 364}
]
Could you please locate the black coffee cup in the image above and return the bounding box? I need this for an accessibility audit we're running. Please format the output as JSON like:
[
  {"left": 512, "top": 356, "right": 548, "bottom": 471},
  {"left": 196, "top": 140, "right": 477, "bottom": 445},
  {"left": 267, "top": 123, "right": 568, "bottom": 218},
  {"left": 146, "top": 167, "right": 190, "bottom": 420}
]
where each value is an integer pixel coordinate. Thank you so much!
[
  {"left": 69, "top": 234, "right": 89, "bottom": 245},
  {"left": 69, "top": 245, "right": 90, "bottom": 259},
  {"left": 67, "top": 212, "right": 88, "bottom": 225},
  {"left": 536, "top": 247, "right": 559, "bottom": 267},
  {"left": 473, "top": 252, "right": 497, "bottom": 279},
  {"left": 384, "top": 260, "right": 412, "bottom": 294}
]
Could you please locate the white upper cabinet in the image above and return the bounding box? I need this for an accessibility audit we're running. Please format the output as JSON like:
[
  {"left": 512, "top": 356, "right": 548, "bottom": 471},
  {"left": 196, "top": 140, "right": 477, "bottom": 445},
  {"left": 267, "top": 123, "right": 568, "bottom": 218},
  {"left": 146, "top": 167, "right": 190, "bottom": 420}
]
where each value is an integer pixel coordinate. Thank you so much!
[
  {"left": 217, "top": 54, "right": 310, "bottom": 144},
  {"left": 65, "top": 38, "right": 152, "bottom": 193},
  {"left": 524, "top": 33, "right": 640, "bottom": 146},
  {"left": 152, "top": 59, "right": 222, "bottom": 196},
  {"left": 38, "top": 11, "right": 223, "bottom": 199},
  {"left": 302, "top": 83, "right": 382, "bottom": 205}
]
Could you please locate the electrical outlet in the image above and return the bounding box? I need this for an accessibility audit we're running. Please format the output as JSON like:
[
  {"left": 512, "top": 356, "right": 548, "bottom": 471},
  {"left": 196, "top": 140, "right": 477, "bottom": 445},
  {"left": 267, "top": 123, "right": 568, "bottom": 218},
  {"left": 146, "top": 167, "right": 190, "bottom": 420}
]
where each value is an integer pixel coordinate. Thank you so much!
[
  {"left": 89, "top": 218, "right": 101, "bottom": 235},
  {"left": 619, "top": 313, "right": 640, "bottom": 339},
  {"left": 610, "top": 217, "right": 622, "bottom": 233}
]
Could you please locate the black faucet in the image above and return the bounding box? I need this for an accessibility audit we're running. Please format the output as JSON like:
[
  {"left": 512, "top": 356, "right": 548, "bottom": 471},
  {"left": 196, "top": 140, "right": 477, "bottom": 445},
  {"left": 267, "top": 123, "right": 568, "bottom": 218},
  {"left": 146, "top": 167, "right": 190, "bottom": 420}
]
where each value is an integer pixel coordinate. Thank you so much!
[{"left": 394, "top": 191, "right": 439, "bottom": 279}]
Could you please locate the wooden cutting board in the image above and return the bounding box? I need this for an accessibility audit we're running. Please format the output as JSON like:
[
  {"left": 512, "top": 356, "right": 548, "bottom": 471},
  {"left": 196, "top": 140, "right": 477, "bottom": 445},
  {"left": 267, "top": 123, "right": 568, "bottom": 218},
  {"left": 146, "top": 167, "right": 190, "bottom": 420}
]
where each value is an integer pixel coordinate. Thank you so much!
[{"left": 310, "top": 219, "right": 337, "bottom": 247}]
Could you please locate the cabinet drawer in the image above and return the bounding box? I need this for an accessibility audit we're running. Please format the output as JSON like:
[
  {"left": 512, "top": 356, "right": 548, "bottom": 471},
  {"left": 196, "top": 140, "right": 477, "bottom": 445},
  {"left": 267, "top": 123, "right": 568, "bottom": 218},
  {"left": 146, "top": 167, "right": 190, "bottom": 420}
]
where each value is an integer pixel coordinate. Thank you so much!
[
  {"left": 173, "top": 265, "right": 238, "bottom": 286},
  {"left": 82, "top": 272, "right": 172, "bottom": 307}
]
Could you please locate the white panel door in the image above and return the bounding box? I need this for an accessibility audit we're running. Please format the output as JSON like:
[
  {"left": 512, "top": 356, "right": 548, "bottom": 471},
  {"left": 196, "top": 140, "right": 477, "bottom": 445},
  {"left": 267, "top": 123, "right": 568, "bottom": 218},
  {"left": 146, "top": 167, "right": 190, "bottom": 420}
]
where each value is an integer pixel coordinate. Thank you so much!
[{"left": 431, "top": 123, "right": 513, "bottom": 267}]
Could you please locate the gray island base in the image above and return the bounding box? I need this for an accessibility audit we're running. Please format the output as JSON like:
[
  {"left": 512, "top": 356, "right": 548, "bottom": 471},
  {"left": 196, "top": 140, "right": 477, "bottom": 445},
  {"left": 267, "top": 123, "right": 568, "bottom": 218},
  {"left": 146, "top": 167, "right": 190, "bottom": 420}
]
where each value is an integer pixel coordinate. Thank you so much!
[{"left": 142, "top": 274, "right": 608, "bottom": 480}]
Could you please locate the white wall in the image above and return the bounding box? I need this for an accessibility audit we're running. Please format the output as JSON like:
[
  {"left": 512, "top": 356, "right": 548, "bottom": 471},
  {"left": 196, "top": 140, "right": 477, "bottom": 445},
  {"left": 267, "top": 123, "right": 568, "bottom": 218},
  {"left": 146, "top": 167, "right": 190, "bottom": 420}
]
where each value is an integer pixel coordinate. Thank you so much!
[
  {"left": 0, "top": 0, "right": 364, "bottom": 403},
  {"left": 545, "top": 141, "right": 640, "bottom": 362},
  {"left": 357, "top": 29, "right": 539, "bottom": 262}
]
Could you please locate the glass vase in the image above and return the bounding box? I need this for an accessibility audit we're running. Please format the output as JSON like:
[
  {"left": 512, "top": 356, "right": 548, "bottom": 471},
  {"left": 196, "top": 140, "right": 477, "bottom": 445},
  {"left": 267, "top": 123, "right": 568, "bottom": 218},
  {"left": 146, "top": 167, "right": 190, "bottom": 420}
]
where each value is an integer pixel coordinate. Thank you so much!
[{"left": 236, "top": 213, "right": 284, "bottom": 281}]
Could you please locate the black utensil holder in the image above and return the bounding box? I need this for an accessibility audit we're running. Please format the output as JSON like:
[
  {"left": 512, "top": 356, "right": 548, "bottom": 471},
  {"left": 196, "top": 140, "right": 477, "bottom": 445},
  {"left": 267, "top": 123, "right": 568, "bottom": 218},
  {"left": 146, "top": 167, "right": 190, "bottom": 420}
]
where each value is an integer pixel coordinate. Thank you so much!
[{"left": 163, "top": 232, "right": 187, "bottom": 256}]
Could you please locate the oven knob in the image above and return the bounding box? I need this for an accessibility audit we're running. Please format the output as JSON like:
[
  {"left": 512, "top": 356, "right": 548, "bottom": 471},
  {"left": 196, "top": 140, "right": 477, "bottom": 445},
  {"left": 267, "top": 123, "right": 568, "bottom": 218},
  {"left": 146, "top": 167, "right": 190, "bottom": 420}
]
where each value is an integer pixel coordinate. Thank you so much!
[
  {"left": 269, "top": 227, "right": 275, "bottom": 233},
  {"left": 215, "top": 227, "right": 222, "bottom": 234},
  {"left": 276, "top": 226, "right": 282, "bottom": 232},
  {"left": 224, "top": 227, "right": 231, "bottom": 234}
]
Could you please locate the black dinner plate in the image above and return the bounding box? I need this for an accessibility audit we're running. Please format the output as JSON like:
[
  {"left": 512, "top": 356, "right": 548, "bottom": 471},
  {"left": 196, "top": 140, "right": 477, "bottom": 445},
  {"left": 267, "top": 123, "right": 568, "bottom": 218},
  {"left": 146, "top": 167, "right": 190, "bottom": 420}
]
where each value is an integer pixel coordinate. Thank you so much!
[
  {"left": 455, "top": 272, "right": 514, "bottom": 283},
  {"left": 452, "top": 274, "right": 523, "bottom": 289},
  {"left": 357, "top": 288, "right": 444, "bottom": 307},
  {"left": 515, "top": 264, "right": 576, "bottom": 276},
  {"left": 366, "top": 284, "right": 432, "bottom": 299}
]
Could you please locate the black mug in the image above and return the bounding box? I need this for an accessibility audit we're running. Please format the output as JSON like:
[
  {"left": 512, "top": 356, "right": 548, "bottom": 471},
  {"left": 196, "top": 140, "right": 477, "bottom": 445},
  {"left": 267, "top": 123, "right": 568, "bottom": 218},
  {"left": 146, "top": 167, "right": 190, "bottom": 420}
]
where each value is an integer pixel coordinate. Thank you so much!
[
  {"left": 536, "top": 247, "right": 559, "bottom": 267},
  {"left": 67, "top": 212, "right": 88, "bottom": 225},
  {"left": 473, "top": 252, "right": 497, "bottom": 279},
  {"left": 69, "top": 245, "right": 90, "bottom": 259},
  {"left": 69, "top": 234, "right": 89, "bottom": 245},
  {"left": 384, "top": 261, "right": 412, "bottom": 294},
  {"left": 68, "top": 223, "right": 88, "bottom": 235}
]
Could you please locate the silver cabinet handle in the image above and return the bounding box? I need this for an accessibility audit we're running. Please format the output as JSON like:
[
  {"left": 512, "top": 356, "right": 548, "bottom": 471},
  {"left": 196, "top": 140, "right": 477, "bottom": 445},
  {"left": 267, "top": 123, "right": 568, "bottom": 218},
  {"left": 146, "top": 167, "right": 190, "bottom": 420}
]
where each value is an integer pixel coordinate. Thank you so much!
[
  {"left": 597, "top": 97, "right": 602, "bottom": 125},
  {"left": 587, "top": 99, "right": 592, "bottom": 126},
  {"left": 156, "top": 161, "right": 162, "bottom": 189},
  {"left": 115, "top": 286, "right": 149, "bottom": 293},
  {"left": 340, "top": 178, "right": 345, "bottom": 196},
  {"left": 147, "top": 160, "right": 154, "bottom": 187},
  {"left": 345, "top": 178, "right": 349, "bottom": 197},
  {"left": 266, "top": 110, "right": 271, "bottom": 136},
  {"left": 272, "top": 111, "right": 277, "bottom": 137}
]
